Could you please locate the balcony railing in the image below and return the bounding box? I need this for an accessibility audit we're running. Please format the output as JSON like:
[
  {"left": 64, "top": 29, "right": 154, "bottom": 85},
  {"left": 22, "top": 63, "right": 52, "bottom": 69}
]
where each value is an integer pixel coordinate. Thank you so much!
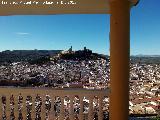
[{"left": 0, "top": 87, "right": 109, "bottom": 120}]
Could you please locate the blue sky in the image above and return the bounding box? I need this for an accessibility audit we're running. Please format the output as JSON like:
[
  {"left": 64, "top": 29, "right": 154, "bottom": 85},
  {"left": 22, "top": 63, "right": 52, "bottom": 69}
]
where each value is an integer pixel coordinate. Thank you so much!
[{"left": 0, "top": 0, "right": 160, "bottom": 55}]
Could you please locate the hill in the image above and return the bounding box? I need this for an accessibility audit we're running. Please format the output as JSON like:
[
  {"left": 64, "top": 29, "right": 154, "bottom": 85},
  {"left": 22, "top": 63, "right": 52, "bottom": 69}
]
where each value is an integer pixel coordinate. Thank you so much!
[
  {"left": 0, "top": 50, "right": 62, "bottom": 65},
  {"left": 54, "top": 48, "right": 108, "bottom": 61}
]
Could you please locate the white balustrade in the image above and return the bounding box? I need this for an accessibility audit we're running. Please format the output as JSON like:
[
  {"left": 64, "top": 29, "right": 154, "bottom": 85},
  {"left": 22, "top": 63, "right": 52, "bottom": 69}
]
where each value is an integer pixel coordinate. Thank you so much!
[
  {"left": 60, "top": 96, "right": 64, "bottom": 120},
  {"left": 79, "top": 95, "right": 84, "bottom": 120},
  {"left": 69, "top": 95, "right": 75, "bottom": 120},
  {"left": 98, "top": 96, "right": 103, "bottom": 120},
  {"left": 0, "top": 87, "right": 109, "bottom": 120},
  {"left": 88, "top": 96, "right": 94, "bottom": 120}
]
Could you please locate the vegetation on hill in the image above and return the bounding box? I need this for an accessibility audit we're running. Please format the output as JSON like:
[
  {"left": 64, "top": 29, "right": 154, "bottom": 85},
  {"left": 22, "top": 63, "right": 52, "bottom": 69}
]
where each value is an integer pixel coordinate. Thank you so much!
[
  {"left": 0, "top": 50, "right": 62, "bottom": 65},
  {"left": 0, "top": 49, "right": 159, "bottom": 64}
]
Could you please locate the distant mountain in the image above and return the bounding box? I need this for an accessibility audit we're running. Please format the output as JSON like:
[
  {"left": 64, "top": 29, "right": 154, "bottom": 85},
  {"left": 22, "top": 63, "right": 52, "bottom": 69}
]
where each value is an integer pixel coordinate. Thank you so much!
[
  {"left": 130, "top": 55, "right": 160, "bottom": 64},
  {"left": 132, "top": 54, "right": 160, "bottom": 57}
]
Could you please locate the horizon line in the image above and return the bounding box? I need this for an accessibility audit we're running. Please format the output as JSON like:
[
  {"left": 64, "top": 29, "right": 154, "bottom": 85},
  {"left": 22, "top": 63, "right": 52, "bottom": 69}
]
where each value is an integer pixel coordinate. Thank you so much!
[{"left": 0, "top": 49, "right": 160, "bottom": 56}]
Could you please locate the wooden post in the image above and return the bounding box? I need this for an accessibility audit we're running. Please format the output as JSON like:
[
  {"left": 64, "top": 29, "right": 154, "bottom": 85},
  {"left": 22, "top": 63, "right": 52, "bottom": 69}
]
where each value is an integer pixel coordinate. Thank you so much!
[{"left": 109, "top": 0, "right": 130, "bottom": 120}]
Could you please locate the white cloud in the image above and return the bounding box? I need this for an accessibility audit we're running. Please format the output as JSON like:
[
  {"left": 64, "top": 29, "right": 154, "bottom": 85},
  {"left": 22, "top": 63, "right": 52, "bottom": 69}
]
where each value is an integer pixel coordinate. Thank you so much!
[{"left": 15, "top": 32, "right": 30, "bottom": 35}]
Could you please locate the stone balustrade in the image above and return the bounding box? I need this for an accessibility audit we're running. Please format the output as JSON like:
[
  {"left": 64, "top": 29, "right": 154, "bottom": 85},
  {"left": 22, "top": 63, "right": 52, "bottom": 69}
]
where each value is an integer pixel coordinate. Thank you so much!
[{"left": 0, "top": 87, "right": 109, "bottom": 120}]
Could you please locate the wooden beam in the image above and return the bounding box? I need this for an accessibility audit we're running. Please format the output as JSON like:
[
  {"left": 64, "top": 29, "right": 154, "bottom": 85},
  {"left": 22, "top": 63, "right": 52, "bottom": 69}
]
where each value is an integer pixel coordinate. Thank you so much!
[
  {"left": 0, "top": 0, "right": 138, "bottom": 15},
  {"left": 0, "top": 0, "right": 109, "bottom": 15}
]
